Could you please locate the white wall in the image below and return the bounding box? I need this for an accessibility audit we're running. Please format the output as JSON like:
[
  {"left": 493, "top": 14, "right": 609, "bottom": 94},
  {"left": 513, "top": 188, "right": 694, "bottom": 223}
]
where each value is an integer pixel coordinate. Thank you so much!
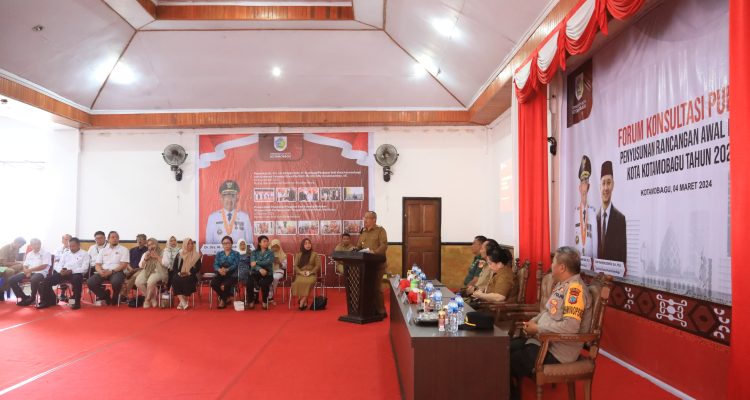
[
  {"left": 78, "top": 125, "right": 517, "bottom": 245},
  {"left": 0, "top": 116, "right": 79, "bottom": 250},
  {"left": 78, "top": 131, "right": 197, "bottom": 241},
  {"left": 487, "top": 109, "right": 518, "bottom": 248}
]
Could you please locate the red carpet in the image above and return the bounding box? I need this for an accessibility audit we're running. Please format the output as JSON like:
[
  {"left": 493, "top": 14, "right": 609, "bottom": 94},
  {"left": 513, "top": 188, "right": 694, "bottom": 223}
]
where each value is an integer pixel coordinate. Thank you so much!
[{"left": 0, "top": 288, "right": 675, "bottom": 399}]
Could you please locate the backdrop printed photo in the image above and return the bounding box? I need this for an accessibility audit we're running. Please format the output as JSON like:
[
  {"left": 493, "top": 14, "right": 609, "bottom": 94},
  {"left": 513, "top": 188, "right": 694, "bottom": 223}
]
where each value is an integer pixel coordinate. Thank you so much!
[
  {"left": 198, "top": 133, "right": 373, "bottom": 257},
  {"left": 560, "top": 0, "right": 730, "bottom": 305}
]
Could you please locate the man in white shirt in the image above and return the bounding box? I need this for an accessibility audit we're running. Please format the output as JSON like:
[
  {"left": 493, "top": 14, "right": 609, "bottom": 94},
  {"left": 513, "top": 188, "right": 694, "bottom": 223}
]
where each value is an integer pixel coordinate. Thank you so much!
[
  {"left": 204, "top": 180, "right": 252, "bottom": 249},
  {"left": 39, "top": 237, "right": 90, "bottom": 309},
  {"left": 87, "top": 231, "right": 129, "bottom": 305},
  {"left": 54, "top": 233, "right": 72, "bottom": 264},
  {"left": 8, "top": 238, "right": 51, "bottom": 307},
  {"left": 87, "top": 231, "right": 107, "bottom": 277}
]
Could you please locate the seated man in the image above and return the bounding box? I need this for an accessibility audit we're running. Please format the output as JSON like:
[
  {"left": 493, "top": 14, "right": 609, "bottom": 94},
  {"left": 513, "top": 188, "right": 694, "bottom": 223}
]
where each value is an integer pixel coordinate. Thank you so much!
[
  {"left": 470, "top": 241, "right": 516, "bottom": 303},
  {"left": 508, "top": 246, "right": 591, "bottom": 400},
  {"left": 0, "top": 237, "right": 26, "bottom": 295},
  {"left": 462, "top": 235, "right": 487, "bottom": 292},
  {"left": 54, "top": 233, "right": 72, "bottom": 264},
  {"left": 87, "top": 231, "right": 129, "bottom": 305},
  {"left": 87, "top": 231, "right": 107, "bottom": 278},
  {"left": 39, "top": 237, "right": 90, "bottom": 309},
  {"left": 122, "top": 233, "right": 148, "bottom": 301},
  {"left": 334, "top": 233, "right": 355, "bottom": 274},
  {"left": 7, "top": 238, "right": 51, "bottom": 307}
]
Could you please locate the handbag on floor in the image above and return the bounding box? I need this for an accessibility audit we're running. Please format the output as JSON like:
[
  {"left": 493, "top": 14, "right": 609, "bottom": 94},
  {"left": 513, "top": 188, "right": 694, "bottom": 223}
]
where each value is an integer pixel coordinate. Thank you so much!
[
  {"left": 128, "top": 295, "right": 146, "bottom": 308},
  {"left": 311, "top": 296, "right": 327, "bottom": 311}
]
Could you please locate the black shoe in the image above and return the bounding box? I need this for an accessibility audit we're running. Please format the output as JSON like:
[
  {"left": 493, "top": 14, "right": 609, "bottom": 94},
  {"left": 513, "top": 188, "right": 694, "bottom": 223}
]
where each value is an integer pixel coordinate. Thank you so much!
[
  {"left": 299, "top": 304, "right": 308, "bottom": 311},
  {"left": 17, "top": 297, "right": 33, "bottom": 306},
  {"left": 71, "top": 302, "right": 81, "bottom": 310},
  {"left": 35, "top": 302, "right": 52, "bottom": 309}
]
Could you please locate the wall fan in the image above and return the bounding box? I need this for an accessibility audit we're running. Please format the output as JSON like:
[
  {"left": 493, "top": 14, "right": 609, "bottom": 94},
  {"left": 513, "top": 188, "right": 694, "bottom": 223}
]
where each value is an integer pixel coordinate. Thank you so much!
[
  {"left": 162, "top": 144, "right": 188, "bottom": 181},
  {"left": 375, "top": 144, "right": 399, "bottom": 182}
]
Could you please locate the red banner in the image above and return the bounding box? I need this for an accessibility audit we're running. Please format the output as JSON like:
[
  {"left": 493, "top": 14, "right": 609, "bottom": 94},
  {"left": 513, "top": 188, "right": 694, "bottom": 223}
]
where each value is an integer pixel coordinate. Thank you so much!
[{"left": 198, "top": 133, "right": 372, "bottom": 259}]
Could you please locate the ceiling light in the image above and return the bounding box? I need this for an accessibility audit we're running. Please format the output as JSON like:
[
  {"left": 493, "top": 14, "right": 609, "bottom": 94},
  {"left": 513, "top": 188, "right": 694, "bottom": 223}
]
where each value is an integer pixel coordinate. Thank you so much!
[
  {"left": 271, "top": 67, "right": 282, "bottom": 77},
  {"left": 416, "top": 56, "right": 440, "bottom": 77},
  {"left": 432, "top": 17, "right": 459, "bottom": 38},
  {"left": 109, "top": 62, "right": 136, "bottom": 85},
  {"left": 412, "top": 63, "right": 427, "bottom": 78}
]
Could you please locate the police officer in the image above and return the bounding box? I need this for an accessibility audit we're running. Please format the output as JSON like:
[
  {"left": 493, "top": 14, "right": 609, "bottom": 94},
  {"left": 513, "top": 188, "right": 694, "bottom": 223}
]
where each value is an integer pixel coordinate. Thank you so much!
[
  {"left": 356, "top": 211, "right": 388, "bottom": 319},
  {"left": 574, "top": 155, "right": 598, "bottom": 258},
  {"left": 509, "top": 246, "right": 591, "bottom": 400},
  {"left": 205, "top": 180, "right": 252, "bottom": 247}
]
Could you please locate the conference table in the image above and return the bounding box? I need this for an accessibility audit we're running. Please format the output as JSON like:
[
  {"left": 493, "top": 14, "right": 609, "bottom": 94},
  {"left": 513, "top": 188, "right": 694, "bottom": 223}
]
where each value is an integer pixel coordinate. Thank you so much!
[{"left": 388, "top": 277, "right": 510, "bottom": 400}]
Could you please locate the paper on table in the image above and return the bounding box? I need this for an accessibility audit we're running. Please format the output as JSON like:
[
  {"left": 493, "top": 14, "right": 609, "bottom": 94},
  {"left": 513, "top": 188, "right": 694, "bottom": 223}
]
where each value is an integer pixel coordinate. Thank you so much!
[{"left": 358, "top": 248, "right": 373, "bottom": 253}]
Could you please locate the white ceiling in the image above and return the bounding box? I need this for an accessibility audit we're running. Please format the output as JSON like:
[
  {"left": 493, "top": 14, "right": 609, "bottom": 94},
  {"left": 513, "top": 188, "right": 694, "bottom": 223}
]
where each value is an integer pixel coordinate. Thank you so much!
[{"left": 0, "top": 0, "right": 556, "bottom": 113}]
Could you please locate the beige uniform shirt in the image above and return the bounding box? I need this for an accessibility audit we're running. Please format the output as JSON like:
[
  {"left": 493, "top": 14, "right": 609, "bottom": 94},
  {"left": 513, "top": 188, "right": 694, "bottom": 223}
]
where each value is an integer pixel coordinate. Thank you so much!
[
  {"left": 357, "top": 225, "right": 388, "bottom": 256},
  {"left": 528, "top": 274, "right": 591, "bottom": 363}
]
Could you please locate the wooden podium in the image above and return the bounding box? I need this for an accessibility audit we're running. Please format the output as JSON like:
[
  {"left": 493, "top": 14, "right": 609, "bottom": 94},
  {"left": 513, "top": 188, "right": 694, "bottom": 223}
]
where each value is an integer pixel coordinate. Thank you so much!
[{"left": 332, "top": 251, "right": 386, "bottom": 324}]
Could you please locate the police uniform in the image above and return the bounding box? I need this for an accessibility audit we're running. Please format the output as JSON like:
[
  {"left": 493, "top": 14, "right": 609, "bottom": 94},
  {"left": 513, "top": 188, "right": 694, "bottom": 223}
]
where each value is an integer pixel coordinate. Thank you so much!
[
  {"left": 357, "top": 224, "right": 388, "bottom": 316},
  {"left": 205, "top": 180, "right": 253, "bottom": 246},
  {"left": 574, "top": 155, "right": 598, "bottom": 258},
  {"left": 509, "top": 273, "right": 591, "bottom": 398}
]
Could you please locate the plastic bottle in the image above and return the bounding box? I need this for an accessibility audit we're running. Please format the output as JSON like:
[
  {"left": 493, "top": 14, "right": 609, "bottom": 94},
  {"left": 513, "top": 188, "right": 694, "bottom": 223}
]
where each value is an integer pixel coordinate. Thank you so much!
[
  {"left": 433, "top": 289, "right": 443, "bottom": 311},
  {"left": 447, "top": 299, "right": 458, "bottom": 333},
  {"left": 438, "top": 309, "right": 446, "bottom": 332},
  {"left": 455, "top": 295, "right": 465, "bottom": 325}
]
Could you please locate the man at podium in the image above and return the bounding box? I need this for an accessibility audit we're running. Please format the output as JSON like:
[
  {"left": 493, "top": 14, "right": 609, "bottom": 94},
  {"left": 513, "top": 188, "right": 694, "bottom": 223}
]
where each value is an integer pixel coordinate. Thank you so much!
[{"left": 357, "top": 211, "right": 388, "bottom": 318}]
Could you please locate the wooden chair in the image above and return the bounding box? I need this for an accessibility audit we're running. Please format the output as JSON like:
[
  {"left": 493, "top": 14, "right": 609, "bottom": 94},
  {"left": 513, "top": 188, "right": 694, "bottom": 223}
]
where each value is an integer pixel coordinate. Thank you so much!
[{"left": 527, "top": 273, "right": 613, "bottom": 400}]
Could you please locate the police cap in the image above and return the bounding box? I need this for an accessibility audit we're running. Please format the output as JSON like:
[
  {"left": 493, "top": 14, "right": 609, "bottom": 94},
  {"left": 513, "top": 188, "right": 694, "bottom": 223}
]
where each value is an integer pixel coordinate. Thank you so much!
[
  {"left": 578, "top": 155, "right": 591, "bottom": 181},
  {"left": 219, "top": 180, "right": 239, "bottom": 195}
]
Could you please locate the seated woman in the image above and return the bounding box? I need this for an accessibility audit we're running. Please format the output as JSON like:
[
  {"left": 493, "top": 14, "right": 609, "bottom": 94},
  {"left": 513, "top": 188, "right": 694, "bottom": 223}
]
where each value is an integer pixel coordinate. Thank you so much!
[
  {"left": 291, "top": 238, "right": 320, "bottom": 310},
  {"left": 135, "top": 238, "right": 167, "bottom": 308},
  {"left": 211, "top": 235, "right": 240, "bottom": 309},
  {"left": 237, "top": 239, "right": 252, "bottom": 288},
  {"left": 470, "top": 241, "right": 517, "bottom": 303},
  {"left": 171, "top": 237, "right": 201, "bottom": 310},
  {"left": 268, "top": 239, "right": 287, "bottom": 305},
  {"left": 465, "top": 239, "right": 498, "bottom": 296},
  {"left": 162, "top": 236, "right": 180, "bottom": 291},
  {"left": 248, "top": 235, "right": 274, "bottom": 309}
]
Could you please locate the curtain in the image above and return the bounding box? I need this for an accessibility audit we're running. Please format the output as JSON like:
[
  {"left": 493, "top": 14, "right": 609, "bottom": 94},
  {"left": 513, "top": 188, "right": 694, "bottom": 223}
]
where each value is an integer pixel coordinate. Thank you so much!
[
  {"left": 729, "top": 0, "right": 748, "bottom": 397},
  {"left": 517, "top": 89, "right": 551, "bottom": 303}
]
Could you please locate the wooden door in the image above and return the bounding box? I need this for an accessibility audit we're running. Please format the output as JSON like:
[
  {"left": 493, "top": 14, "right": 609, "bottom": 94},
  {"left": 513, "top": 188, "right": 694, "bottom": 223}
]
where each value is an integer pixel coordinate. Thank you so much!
[{"left": 402, "top": 198, "right": 441, "bottom": 279}]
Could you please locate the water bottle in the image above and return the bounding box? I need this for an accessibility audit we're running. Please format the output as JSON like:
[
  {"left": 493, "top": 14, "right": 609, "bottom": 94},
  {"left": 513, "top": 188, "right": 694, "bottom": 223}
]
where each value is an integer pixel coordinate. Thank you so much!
[
  {"left": 411, "top": 263, "right": 419, "bottom": 273},
  {"left": 455, "top": 295, "right": 465, "bottom": 326},
  {"left": 433, "top": 289, "right": 443, "bottom": 311},
  {"left": 447, "top": 299, "right": 458, "bottom": 333},
  {"left": 425, "top": 282, "right": 434, "bottom": 295},
  {"left": 418, "top": 273, "right": 427, "bottom": 290}
]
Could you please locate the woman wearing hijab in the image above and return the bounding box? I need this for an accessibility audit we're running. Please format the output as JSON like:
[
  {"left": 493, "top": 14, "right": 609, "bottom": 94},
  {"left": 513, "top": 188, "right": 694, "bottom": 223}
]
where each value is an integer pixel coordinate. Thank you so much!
[
  {"left": 135, "top": 237, "right": 166, "bottom": 308},
  {"left": 171, "top": 238, "right": 202, "bottom": 310},
  {"left": 162, "top": 236, "right": 180, "bottom": 291},
  {"left": 268, "top": 238, "right": 287, "bottom": 305},
  {"left": 248, "top": 235, "right": 274, "bottom": 309},
  {"left": 291, "top": 238, "right": 320, "bottom": 310},
  {"left": 237, "top": 239, "right": 252, "bottom": 287}
]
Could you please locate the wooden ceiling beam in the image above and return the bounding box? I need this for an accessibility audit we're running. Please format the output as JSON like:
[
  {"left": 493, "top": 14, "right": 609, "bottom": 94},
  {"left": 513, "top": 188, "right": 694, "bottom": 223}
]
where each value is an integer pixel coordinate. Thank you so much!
[
  {"left": 88, "top": 110, "right": 472, "bottom": 129},
  {"left": 0, "top": 76, "right": 90, "bottom": 128},
  {"left": 155, "top": 5, "right": 355, "bottom": 21},
  {"left": 468, "top": 0, "right": 581, "bottom": 125}
]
